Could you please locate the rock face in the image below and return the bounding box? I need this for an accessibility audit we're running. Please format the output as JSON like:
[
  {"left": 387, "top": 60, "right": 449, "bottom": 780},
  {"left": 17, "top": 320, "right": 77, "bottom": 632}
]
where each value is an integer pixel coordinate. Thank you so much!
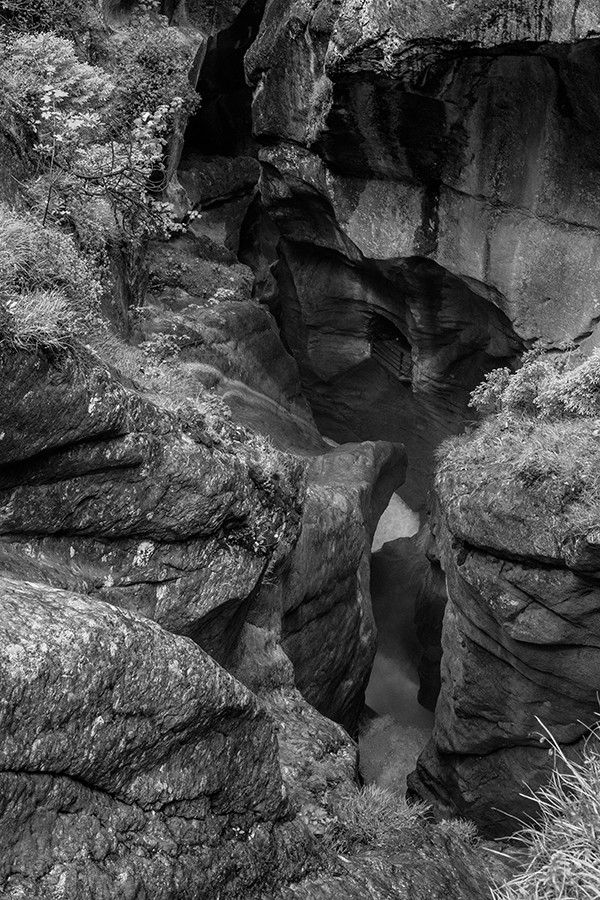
[
  {"left": 281, "top": 440, "right": 407, "bottom": 728},
  {"left": 0, "top": 575, "right": 300, "bottom": 899},
  {"left": 242, "top": 0, "right": 600, "bottom": 505},
  {"left": 409, "top": 456, "right": 600, "bottom": 836},
  {"left": 226, "top": 0, "right": 600, "bottom": 833},
  {"left": 0, "top": 348, "right": 305, "bottom": 665},
  {"left": 0, "top": 341, "right": 407, "bottom": 895}
]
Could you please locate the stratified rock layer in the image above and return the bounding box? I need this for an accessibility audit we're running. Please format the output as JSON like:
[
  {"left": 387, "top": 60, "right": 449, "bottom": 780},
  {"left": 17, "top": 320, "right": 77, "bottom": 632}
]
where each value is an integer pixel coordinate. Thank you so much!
[
  {"left": 409, "top": 452, "right": 600, "bottom": 836},
  {"left": 243, "top": 0, "right": 600, "bottom": 504},
  {"left": 240, "top": 0, "right": 600, "bottom": 832},
  {"left": 0, "top": 342, "right": 405, "bottom": 895}
]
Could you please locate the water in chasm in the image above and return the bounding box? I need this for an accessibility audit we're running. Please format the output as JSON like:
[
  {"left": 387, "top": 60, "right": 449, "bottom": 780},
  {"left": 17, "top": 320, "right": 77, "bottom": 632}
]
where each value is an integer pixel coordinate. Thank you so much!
[{"left": 359, "top": 494, "right": 435, "bottom": 793}]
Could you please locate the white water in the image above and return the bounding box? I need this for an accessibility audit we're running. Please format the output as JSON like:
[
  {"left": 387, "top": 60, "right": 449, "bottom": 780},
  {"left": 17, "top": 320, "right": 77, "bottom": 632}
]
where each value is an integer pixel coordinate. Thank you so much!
[{"left": 360, "top": 493, "right": 434, "bottom": 791}]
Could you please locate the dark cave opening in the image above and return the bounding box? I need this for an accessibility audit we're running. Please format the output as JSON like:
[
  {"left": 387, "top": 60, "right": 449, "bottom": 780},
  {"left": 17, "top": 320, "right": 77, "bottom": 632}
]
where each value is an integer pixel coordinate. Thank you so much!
[
  {"left": 369, "top": 312, "right": 413, "bottom": 383},
  {"left": 180, "top": 0, "right": 265, "bottom": 159}
]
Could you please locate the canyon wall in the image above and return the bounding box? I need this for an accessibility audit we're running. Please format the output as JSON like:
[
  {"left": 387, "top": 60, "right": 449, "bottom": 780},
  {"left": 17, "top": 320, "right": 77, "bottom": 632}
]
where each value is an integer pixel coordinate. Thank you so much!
[
  {"left": 243, "top": 0, "right": 600, "bottom": 505},
  {"left": 409, "top": 439, "right": 600, "bottom": 835},
  {"left": 0, "top": 342, "right": 412, "bottom": 895},
  {"left": 4, "top": 0, "right": 600, "bottom": 882},
  {"left": 236, "top": 0, "right": 600, "bottom": 834}
]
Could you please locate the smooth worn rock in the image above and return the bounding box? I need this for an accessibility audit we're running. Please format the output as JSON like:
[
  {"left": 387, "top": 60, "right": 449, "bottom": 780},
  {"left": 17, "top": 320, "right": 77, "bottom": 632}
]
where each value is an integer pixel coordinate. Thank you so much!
[
  {"left": 244, "top": 0, "right": 600, "bottom": 506},
  {"left": 281, "top": 440, "right": 407, "bottom": 732}
]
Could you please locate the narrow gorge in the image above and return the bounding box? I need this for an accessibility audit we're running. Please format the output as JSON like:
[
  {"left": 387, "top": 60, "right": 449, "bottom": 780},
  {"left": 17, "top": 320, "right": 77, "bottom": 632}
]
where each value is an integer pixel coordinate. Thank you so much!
[{"left": 1, "top": 0, "right": 600, "bottom": 897}]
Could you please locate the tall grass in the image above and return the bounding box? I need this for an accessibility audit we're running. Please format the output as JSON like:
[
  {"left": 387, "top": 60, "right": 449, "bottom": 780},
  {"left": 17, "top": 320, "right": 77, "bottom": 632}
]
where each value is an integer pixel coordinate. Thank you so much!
[
  {"left": 492, "top": 721, "right": 600, "bottom": 900},
  {"left": 0, "top": 203, "right": 103, "bottom": 352}
]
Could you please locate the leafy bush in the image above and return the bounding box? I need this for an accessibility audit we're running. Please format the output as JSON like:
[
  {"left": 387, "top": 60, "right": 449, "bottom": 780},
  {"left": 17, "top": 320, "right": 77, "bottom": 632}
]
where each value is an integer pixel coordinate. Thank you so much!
[
  {"left": 469, "top": 347, "right": 600, "bottom": 420},
  {"left": 0, "top": 30, "right": 113, "bottom": 140},
  {"left": 111, "top": 20, "right": 199, "bottom": 126},
  {"left": 0, "top": 0, "right": 93, "bottom": 36},
  {"left": 492, "top": 721, "right": 600, "bottom": 900}
]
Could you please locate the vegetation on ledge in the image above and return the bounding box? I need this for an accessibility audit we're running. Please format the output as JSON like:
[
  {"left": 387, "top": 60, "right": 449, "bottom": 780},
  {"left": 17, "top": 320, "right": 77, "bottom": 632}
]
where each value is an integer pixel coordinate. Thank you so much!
[{"left": 437, "top": 348, "right": 600, "bottom": 546}]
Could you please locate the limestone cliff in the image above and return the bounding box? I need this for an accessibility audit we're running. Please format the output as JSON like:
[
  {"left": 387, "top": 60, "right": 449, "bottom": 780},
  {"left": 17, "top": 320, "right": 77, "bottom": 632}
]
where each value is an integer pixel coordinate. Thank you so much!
[{"left": 243, "top": 0, "right": 600, "bottom": 505}]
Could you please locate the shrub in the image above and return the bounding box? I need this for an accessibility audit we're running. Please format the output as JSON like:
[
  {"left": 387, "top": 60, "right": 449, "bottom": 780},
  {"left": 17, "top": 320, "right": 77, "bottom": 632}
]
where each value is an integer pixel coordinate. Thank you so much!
[
  {"left": 469, "top": 347, "right": 600, "bottom": 421},
  {"left": 0, "top": 30, "right": 113, "bottom": 140},
  {"left": 0, "top": 0, "right": 93, "bottom": 36},
  {"left": 111, "top": 20, "right": 199, "bottom": 126},
  {"left": 492, "top": 721, "right": 600, "bottom": 900}
]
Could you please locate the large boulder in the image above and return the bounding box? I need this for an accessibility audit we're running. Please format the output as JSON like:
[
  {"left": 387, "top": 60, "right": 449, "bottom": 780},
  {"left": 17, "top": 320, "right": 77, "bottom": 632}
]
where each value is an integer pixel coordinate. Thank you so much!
[
  {"left": 0, "top": 348, "right": 305, "bottom": 669},
  {"left": 0, "top": 574, "right": 310, "bottom": 900}
]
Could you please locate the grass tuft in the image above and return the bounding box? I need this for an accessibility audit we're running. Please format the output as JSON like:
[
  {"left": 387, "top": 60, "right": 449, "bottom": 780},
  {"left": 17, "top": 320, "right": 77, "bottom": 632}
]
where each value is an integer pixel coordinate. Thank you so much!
[
  {"left": 0, "top": 202, "right": 104, "bottom": 353},
  {"left": 327, "top": 784, "right": 429, "bottom": 852},
  {"left": 492, "top": 720, "right": 600, "bottom": 900},
  {"left": 3, "top": 288, "right": 80, "bottom": 351}
]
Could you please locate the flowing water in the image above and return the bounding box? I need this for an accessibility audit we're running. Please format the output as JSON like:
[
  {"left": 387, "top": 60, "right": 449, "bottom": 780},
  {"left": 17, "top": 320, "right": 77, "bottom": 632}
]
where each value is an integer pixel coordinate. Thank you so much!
[{"left": 359, "top": 495, "right": 435, "bottom": 792}]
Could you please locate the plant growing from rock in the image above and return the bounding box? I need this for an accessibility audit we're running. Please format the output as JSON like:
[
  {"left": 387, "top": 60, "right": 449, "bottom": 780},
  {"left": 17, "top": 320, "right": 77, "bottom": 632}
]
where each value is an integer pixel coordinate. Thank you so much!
[
  {"left": 492, "top": 720, "right": 600, "bottom": 900},
  {"left": 0, "top": 202, "right": 103, "bottom": 351},
  {"left": 439, "top": 348, "right": 600, "bottom": 542}
]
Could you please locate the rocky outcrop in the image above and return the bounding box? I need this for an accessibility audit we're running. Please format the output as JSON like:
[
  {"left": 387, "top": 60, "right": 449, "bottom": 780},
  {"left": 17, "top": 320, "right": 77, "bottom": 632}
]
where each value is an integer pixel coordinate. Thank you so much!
[
  {"left": 0, "top": 341, "right": 498, "bottom": 897},
  {"left": 280, "top": 440, "right": 407, "bottom": 729},
  {"left": 0, "top": 575, "right": 306, "bottom": 900},
  {"left": 242, "top": 0, "right": 600, "bottom": 505},
  {"left": 0, "top": 347, "right": 305, "bottom": 667},
  {"left": 409, "top": 453, "right": 600, "bottom": 836}
]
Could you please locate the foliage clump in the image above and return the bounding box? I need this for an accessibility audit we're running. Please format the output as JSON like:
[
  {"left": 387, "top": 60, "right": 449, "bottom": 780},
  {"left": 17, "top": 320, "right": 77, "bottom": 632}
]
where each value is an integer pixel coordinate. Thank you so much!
[
  {"left": 0, "top": 202, "right": 103, "bottom": 351},
  {"left": 437, "top": 348, "right": 600, "bottom": 539},
  {"left": 469, "top": 346, "right": 600, "bottom": 420},
  {"left": 325, "top": 783, "right": 480, "bottom": 863},
  {"left": 327, "top": 785, "right": 429, "bottom": 852},
  {"left": 0, "top": 5, "right": 199, "bottom": 299},
  {"left": 493, "top": 721, "right": 600, "bottom": 900}
]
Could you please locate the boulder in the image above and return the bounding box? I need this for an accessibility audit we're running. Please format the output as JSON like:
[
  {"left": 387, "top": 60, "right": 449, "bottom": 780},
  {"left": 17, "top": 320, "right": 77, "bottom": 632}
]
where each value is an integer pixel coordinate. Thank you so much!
[{"left": 0, "top": 574, "right": 308, "bottom": 900}]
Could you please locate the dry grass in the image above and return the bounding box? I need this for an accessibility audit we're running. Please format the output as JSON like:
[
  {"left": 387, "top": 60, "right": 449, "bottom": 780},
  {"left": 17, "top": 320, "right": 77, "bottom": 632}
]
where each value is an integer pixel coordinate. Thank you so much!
[
  {"left": 0, "top": 203, "right": 104, "bottom": 352},
  {"left": 492, "top": 721, "right": 600, "bottom": 900},
  {"left": 3, "top": 289, "right": 81, "bottom": 352},
  {"left": 327, "top": 784, "right": 430, "bottom": 853}
]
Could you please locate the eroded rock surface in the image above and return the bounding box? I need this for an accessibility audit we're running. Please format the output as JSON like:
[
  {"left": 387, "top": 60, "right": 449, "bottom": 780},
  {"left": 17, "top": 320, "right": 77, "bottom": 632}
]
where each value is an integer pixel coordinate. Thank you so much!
[
  {"left": 242, "top": 0, "right": 600, "bottom": 505},
  {"left": 409, "top": 462, "right": 600, "bottom": 836},
  {"left": 0, "top": 575, "right": 312, "bottom": 899}
]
